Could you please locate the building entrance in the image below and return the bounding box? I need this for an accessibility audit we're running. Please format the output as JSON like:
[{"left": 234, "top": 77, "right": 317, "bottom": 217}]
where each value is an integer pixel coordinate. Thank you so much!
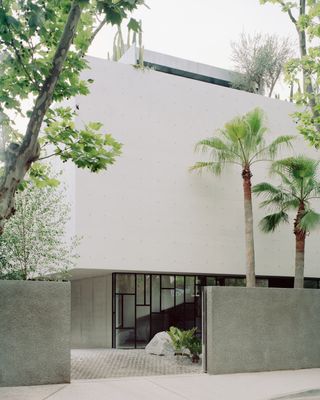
[
  {"left": 112, "top": 273, "right": 202, "bottom": 348},
  {"left": 112, "top": 272, "right": 320, "bottom": 348}
]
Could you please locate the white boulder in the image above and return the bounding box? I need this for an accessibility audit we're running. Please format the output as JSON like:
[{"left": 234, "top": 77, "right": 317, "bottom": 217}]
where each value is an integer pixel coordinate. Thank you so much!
[{"left": 145, "top": 331, "right": 175, "bottom": 356}]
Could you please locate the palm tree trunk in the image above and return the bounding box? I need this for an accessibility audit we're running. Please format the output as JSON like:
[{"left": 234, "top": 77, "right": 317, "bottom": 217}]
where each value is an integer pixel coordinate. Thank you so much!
[
  {"left": 294, "top": 202, "right": 306, "bottom": 288},
  {"left": 242, "top": 167, "right": 256, "bottom": 287},
  {"left": 294, "top": 233, "right": 305, "bottom": 288}
]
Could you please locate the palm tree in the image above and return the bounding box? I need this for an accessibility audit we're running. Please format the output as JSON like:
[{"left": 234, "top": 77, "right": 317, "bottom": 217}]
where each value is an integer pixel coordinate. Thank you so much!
[
  {"left": 190, "top": 108, "right": 294, "bottom": 287},
  {"left": 253, "top": 156, "right": 320, "bottom": 289}
]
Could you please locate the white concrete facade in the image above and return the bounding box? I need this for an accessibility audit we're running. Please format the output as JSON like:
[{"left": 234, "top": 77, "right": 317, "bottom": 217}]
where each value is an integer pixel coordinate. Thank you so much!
[{"left": 65, "top": 54, "right": 320, "bottom": 280}]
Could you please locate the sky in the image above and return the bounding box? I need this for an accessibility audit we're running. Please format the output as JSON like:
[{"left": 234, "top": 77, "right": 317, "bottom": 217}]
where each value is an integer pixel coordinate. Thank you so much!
[{"left": 88, "top": 0, "right": 299, "bottom": 71}]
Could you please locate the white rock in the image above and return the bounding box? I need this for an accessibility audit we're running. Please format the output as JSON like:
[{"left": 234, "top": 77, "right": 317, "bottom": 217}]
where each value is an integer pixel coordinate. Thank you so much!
[{"left": 145, "top": 331, "right": 175, "bottom": 356}]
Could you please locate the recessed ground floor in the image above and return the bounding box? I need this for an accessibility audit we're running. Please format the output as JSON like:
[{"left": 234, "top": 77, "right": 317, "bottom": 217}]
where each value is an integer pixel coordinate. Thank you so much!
[
  {"left": 71, "top": 270, "right": 320, "bottom": 350},
  {"left": 71, "top": 349, "right": 201, "bottom": 380}
]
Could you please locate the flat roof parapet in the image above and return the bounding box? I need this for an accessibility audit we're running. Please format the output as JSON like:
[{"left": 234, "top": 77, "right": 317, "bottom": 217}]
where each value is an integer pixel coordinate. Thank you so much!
[{"left": 119, "top": 45, "right": 241, "bottom": 88}]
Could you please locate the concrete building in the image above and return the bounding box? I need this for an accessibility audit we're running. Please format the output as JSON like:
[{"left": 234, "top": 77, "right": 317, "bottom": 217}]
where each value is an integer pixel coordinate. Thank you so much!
[{"left": 65, "top": 50, "right": 320, "bottom": 350}]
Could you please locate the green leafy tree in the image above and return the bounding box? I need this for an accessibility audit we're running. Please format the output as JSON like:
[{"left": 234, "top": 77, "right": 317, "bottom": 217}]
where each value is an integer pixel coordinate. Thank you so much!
[
  {"left": 190, "top": 108, "right": 294, "bottom": 287},
  {"left": 253, "top": 156, "right": 320, "bottom": 288},
  {"left": 0, "top": 0, "right": 145, "bottom": 233},
  {"left": 231, "top": 32, "right": 293, "bottom": 97},
  {"left": 260, "top": 0, "right": 320, "bottom": 146},
  {"left": 0, "top": 178, "right": 79, "bottom": 280}
]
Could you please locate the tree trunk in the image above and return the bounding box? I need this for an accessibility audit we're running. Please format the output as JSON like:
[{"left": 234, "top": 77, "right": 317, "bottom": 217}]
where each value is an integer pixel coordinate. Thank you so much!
[
  {"left": 242, "top": 166, "right": 256, "bottom": 287},
  {"left": 0, "top": 1, "right": 83, "bottom": 234},
  {"left": 296, "top": 1, "right": 320, "bottom": 132},
  {"left": 294, "top": 202, "right": 306, "bottom": 289}
]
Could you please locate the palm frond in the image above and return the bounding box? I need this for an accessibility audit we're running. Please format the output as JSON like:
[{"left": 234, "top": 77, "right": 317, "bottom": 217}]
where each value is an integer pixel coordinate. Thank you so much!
[
  {"left": 195, "top": 138, "right": 229, "bottom": 153},
  {"left": 189, "top": 161, "right": 223, "bottom": 176},
  {"left": 266, "top": 135, "right": 295, "bottom": 160},
  {"left": 259, "top": 211, "right": 289, "bottom": 233},
  {"left": 252, "top": 182, "right": 281, "bottom": 197},
  {"left": 224, "top": 117, "right": 247, "bottom": 142},
  {"left": 272, "top": 156, "right": 319, "bottom": 182},
  {"left": 245, "top": 108, "right": 265, "bottom": 136},
  {"left": 299, "top": 209, "right": 320, "bottom": 232}
]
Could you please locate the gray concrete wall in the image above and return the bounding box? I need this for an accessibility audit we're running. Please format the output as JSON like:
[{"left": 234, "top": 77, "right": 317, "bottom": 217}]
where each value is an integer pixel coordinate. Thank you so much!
[
  {"left": 0, "top": 281, "right": 70, "bottom": 387},
  {"left": 71, "top": 275, "right": 112, "bottom": 348},
  {"left": 205, "top": 286, "right": 320, "bottom": 374}
]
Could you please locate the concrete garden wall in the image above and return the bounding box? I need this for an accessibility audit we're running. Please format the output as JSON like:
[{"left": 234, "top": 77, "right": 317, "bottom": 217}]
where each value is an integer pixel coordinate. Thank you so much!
[
  {"left": 0, "top": 280, "right": 70, "bottom": 387},
  {"left": 204, "top": 286, "right": 320, "bottom": 374}
]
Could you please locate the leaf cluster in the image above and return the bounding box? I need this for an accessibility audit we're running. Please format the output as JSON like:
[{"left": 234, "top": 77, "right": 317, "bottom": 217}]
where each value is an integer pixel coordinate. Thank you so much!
[
  {"left": 253, "top": 156, "right": 320, "bottom": 233},
  {"left": 190, "top": 108, "right": 294, "bottom": 175},
  {"left": 44, "top": 107, "right": 122, "bottom": 172},
  {"left": 0, "top": 175, "right": 79, "bottom": 280},
  {"left": 231, "top": 32, "right": 293, "bottom": 96},
  {"left": 260, "top": 0, "right": 320, "bottom": 147},
  {"left": 0, "top": 0, "right": 144, "bottom": 184},
  {"left": 167, "top": 326, "right": 201, "bottom": 357}
]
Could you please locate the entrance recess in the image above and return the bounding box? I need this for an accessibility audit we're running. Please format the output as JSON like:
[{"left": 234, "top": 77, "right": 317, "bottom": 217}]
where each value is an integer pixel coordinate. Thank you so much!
[
  {"left": 112, "top": 273, "right": 202, "bottom": 348},
  {"left": 112, "top": 272, "right": 320, "bottom": 349}
]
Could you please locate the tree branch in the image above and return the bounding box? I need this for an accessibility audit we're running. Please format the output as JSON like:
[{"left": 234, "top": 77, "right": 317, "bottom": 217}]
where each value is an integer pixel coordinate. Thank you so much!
[
  {"left": 19, "top": 1, "right": 83, "bottom": 158},
  {"left": 90, "top": 19, "right": 106, "bottom": 45},
  {"left": 0, "top": 1, "right": 84, "bottom": 232}
]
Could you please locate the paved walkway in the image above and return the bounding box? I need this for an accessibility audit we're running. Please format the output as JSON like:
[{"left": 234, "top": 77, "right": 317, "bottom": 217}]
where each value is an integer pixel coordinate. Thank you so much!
[
  {"left": 1, "top": 369, "right": 320, "bottom": 400},
  {"left": 71, "top": 349, "right": 202, "bottom": 379}
]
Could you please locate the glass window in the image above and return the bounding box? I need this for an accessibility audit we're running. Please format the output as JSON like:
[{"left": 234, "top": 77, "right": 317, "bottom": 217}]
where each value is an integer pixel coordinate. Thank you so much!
[
  {"left": 206, "top": 276, "right": 216, "bottom": 286},
  {"left": 116, "top": 329, "right": 135, "bottom": 348},
  {"left": 115, "top": 295, "right": 122, "bottom": 328},
  {"left": 161, "top": 275, "right": 175, "bottom": 288},
  {"left": 304, "top": 279, "right": 319, "bottom": 289},
  {"left": 185, "top": 276, "right": 195, "bottom": 302},
  {"left": 152, "top": 275, "right": 160, "bottom": 312},
  {"left": 256, "top": 279, "right": 268, "bottom": 288},
  {"left": 116, "top": 274, "right": 135, "bottom": 293},
  {"left": 225, "top": 278, "right": 245, "bottom": 287},
  {"left": 176, "top": 275, "right": 184, "bottom": 289},
  {"left": 175, "top": 288, "right": 184, "bottom": 305},
  {"left": 136, "top": 306, "right": 150, "bottom": 345},
  {"left": 122, "top": 295, "right": 135, "bottom": 328},
  {"left": 145, "top": 275, "right": 150, "bottom": 305},
  {"left": 161, "top": 289, "right": 175, "bottom": 310},
  {"left": 136, "top": 274, "right": 144, "bottom": 304}
]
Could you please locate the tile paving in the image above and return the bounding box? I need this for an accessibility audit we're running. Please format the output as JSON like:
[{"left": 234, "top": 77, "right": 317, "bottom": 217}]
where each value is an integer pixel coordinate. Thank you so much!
[{"left": 71, "top": 349, "right": 202, "bottom": 380}]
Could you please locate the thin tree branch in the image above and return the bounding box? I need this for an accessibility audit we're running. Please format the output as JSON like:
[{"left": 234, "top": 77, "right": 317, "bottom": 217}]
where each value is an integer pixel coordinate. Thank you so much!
[{"left": 37, "top": 152, "right": 59, "bottom": 161}]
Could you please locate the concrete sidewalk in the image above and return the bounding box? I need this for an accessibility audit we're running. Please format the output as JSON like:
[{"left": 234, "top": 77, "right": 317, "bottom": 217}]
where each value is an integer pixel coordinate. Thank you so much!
[{"left": 1, "top": 368, "right": 320, "bottom": 400}]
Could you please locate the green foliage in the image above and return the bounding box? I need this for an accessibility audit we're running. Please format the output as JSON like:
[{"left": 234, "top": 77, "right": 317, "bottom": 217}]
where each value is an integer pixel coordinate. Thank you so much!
[
  {"left": 190, "top": 108, "right": 294, "bottom": 175},
  {"left": 253, "top": 156, "right": 320, "bottom": 234},
  {"left": 260, "top": 0, "right": 320, "bottom": 147},
  {"left": 167, "top": 326, "right": 201, "bottom": 358},
  {"left": 0, "top": 173, "right": 79, "bottom": 280},
  {"left": 231, "top": 32, "right": 293, "bottom": 97},
  {"left": 44, "top": 107, "right": 122, "bottom": 172},
  {"left": 0, "top": 0, "right": 145, "bottom": 186},
  {"left": 168, "top": 326, "right": 187, "bottom": 353},
  {"left": 110, "top": 19, "right": 144, "bottom": 65}
]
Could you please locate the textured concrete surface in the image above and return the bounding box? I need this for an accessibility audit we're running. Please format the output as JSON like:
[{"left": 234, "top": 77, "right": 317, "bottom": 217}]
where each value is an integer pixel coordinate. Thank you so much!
[
  {"left": 204, "top": 287, "right": 320, "bottom": 374},
  {"left": 71, "top": 276, "right": 112, "bottom": 348},
  {"left": 0, "top": 281, "right": 71, "bottom": 387},
  {"left": 71, "top": 349, "right": 201, "bottom": 379},
  {"left": 64, "top": 57, "right": 320, "bottom": 278},
  {"left": 0, "top": 368, "right": 320, "bottom": 400}
]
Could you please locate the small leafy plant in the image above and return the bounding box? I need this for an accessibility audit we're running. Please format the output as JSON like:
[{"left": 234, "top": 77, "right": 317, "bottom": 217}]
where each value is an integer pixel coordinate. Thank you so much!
[{"left": 167, "top": 326, "right": 202, "bottom": 363}]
